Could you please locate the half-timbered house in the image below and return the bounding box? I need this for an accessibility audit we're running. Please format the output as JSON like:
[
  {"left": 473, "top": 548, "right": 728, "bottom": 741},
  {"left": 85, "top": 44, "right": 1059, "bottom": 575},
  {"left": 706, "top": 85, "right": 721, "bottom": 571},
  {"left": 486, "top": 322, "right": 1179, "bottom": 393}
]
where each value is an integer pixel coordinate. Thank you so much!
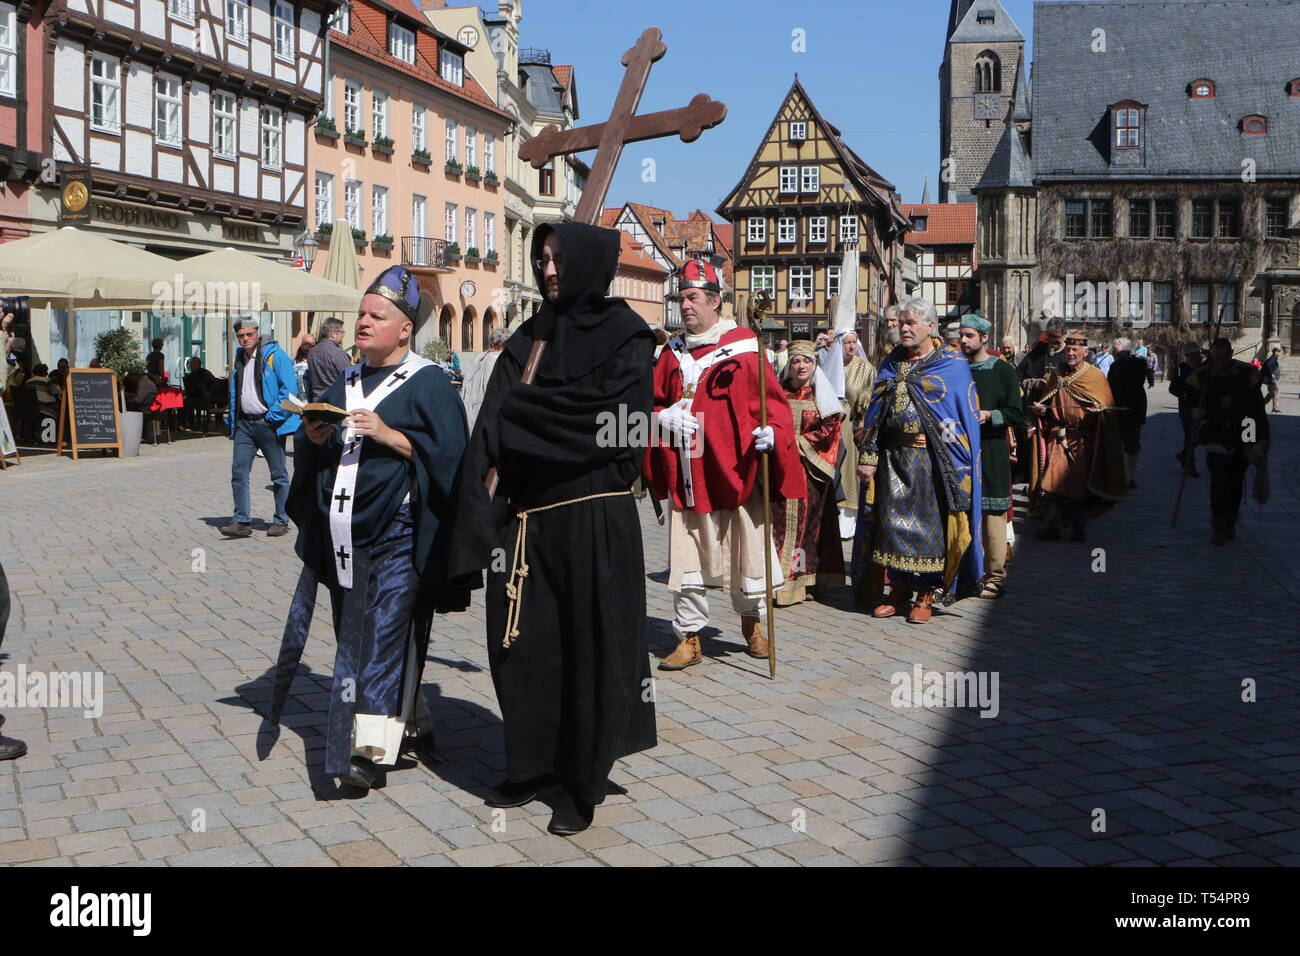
[{"left": 717, "top": 77, "right": 910, "bottom": 342}]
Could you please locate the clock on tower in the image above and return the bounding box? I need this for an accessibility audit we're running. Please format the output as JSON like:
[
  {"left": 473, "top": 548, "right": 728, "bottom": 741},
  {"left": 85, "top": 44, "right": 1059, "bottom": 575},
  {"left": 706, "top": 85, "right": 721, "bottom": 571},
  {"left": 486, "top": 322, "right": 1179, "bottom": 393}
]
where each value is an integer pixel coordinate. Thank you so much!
[{"left": 974, "top": 93, "right": 1001, "bottom": 121}]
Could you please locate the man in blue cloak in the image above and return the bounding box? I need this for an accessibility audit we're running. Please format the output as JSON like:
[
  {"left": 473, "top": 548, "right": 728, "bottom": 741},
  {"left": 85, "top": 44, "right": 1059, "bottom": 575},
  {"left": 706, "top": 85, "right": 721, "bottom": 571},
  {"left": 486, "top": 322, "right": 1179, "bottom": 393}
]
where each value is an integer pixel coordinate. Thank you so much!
[{"left": 852, "top": 298, "right": 983, "bottom": 624}]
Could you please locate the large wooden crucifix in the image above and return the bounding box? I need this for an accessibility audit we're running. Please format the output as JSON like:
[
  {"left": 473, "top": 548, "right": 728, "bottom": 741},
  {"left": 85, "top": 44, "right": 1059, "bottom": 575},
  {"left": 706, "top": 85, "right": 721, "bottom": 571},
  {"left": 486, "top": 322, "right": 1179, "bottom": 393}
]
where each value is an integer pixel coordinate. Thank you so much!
[
  {"left": 519, "top": 27, "right": 728, "bottom": 226},
  {"left": 485, "top": 27, "right": 727, "bottom": 498}
]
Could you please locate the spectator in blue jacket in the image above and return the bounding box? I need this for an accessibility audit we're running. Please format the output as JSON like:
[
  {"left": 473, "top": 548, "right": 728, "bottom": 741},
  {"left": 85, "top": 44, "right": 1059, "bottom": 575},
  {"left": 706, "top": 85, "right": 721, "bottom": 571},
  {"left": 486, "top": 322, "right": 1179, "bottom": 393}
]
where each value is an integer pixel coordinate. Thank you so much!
[{"left": 222, "top": 316, "right": 301, "bottom": 538}]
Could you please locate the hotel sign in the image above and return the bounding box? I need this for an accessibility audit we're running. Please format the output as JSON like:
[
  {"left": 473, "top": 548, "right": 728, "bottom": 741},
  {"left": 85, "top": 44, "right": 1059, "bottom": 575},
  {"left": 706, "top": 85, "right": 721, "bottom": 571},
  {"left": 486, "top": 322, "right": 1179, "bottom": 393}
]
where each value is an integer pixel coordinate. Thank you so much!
[{"left": 91, "top": 200, "right": 185, "bottom": 232}]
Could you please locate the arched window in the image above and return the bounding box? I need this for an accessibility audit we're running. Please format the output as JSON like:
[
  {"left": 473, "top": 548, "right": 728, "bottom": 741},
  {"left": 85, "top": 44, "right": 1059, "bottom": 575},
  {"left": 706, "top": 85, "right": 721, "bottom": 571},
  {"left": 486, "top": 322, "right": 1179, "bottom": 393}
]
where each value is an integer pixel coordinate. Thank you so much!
[
  {"left": 974, "top": 51, "right": 1001, "bottom": 93},
  {"left": 1241, "top": 114, "right": 1268, "bottom": 135},
  {"left": 461, "top": 305, "right": 477, "bottom": 351},
  {"left": 483, "top": 307, "right": 497, "bottom": 346},
  {"left": 439, "top": 304, "right": 455, "bottom": 346},
  {"left": 1189, "top": 79, "right": 1216, "bottom": 99}
]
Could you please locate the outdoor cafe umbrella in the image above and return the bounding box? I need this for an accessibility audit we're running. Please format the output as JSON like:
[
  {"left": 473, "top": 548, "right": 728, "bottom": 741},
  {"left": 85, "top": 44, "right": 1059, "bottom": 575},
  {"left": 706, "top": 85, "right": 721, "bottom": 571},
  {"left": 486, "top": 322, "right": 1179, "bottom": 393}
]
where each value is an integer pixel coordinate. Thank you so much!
[
  {"left": 0, "top": 225, "right": 186, "bottom": 307},
  {"left": 181, "top": 246, "right": 365, "bottom": 314},
  {"left": 313, "top": 218, "right": 363, "bottom": 340}
]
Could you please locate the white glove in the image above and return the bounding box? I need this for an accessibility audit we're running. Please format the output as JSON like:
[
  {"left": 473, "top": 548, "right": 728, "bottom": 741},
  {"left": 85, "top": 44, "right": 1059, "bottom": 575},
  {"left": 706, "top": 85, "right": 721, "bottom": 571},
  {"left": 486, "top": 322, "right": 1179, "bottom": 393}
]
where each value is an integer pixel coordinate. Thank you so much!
[
  {"left": 752, "top": 425, "right": 775, "bottom": 453},
  {"left": 657, "top": 405, "right": 700, "bottom": 444}
]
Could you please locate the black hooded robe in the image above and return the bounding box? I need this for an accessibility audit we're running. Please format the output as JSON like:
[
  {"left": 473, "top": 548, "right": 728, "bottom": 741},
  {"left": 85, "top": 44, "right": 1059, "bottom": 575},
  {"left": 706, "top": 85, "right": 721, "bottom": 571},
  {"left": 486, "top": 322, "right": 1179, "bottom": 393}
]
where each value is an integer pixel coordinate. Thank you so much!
[{"left": 451, "top": 221, "right": 658, "bottom": 806}]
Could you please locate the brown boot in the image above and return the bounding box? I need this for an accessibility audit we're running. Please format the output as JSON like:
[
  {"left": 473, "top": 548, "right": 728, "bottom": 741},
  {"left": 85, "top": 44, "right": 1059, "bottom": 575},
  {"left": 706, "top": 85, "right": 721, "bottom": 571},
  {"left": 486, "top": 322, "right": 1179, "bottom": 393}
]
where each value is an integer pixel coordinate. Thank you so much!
[
  {"left": 659, "top": 633, "right": 702, "bottom": 670},
  {"left": 740, "top": 616, "right": 769, "bottom": 659},
  {"left": 906, "top": 588, "right": 936, "bottom": 624},
  {"left": 871, "top": 578, "right": 914, "bottom": 618}
]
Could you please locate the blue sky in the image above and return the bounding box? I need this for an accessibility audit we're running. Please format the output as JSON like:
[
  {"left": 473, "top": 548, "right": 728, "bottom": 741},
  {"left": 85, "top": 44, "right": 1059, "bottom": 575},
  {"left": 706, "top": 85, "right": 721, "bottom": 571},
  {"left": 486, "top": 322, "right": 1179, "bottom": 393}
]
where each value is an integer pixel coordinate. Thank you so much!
[{"left": 514, "top": 0, "right": 1037, "bottom": 217}]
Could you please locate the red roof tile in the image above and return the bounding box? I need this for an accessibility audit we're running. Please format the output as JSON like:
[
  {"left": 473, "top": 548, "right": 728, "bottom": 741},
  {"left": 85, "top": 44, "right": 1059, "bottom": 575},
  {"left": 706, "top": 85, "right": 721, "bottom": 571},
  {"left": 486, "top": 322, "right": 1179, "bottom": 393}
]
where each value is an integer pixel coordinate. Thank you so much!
[
  {"left": 900, "top": 203, "right": 977, "bottom": 246},
  {"left": 618, "top": 231, "right": 669, "bottom": 274}
]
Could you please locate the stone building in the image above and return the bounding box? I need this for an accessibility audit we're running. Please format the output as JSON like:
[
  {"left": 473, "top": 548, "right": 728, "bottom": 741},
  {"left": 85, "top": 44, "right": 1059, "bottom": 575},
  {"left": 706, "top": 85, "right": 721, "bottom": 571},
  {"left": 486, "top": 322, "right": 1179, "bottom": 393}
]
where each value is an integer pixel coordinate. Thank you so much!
[
  {"left": 938, "top": 0, "right": 1026, "bottom": 203},
  {"left": 975, "top": 0, "right": 1300, "bottom": 357}
]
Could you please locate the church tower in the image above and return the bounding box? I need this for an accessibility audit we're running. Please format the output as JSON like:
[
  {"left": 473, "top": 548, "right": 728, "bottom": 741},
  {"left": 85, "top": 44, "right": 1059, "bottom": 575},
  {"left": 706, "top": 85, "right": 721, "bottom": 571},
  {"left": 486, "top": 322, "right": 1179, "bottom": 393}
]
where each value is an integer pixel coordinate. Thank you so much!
[{"left": 938, "top": 0, "right": 1026, "bottom": 203}]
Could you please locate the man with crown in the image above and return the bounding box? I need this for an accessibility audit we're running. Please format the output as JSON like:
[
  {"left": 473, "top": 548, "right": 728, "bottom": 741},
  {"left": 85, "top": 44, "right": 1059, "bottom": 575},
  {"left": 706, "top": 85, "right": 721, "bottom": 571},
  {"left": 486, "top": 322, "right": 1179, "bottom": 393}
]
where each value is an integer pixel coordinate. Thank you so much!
[
  {"left": 272, "top": 266, "right": 471, "bottom": 793},
  {"left": 644, "top": 257, "right": 804, "bottom": 670}
]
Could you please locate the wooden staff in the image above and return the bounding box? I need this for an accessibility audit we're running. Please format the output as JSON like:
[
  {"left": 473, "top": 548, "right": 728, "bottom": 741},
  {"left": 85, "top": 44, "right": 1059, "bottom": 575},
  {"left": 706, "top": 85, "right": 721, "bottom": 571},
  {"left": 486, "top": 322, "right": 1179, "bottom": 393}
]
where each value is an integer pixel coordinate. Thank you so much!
[{"left": 743, "top": 292, "right": 779, "bottom": 679}]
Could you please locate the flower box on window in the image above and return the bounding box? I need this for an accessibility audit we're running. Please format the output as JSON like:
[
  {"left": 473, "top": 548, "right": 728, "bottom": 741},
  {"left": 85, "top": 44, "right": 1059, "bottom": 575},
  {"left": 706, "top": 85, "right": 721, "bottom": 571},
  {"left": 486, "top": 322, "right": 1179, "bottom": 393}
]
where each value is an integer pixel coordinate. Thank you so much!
[
  {"left": 465, "top": 164, "right": 481, "bottom": 182},
  {"left": 315, "top": 222, "right": 333, "bottom": 242},
  {"left": 314, "top": 116, "right": 340, "bottom": 141},
  {"left": 372, "top": 135, "right": 394, "bottom": 156},
  {"left": 412, "top": 148, "right": 432, "bottom": 167},
  {"left": 483, "top": 249, "right": 499, "bottom": 267},
  {"left": 483, "top": 170, "right": 499, "bottom": 185},
  {"left": 445, "top": 159, "right": 463, "bottom": 175},
  {"left": 445, "top": 241, "right": 462, "bottom": 262},
  {"left": 344, "top": 128, "right": 367, "bottom": 148},
  {"left": 371, "top": 234, "right": 394, "bottom": 251},
  {"left": 465, "top": 246, "right": 481, "bottom": 263}
]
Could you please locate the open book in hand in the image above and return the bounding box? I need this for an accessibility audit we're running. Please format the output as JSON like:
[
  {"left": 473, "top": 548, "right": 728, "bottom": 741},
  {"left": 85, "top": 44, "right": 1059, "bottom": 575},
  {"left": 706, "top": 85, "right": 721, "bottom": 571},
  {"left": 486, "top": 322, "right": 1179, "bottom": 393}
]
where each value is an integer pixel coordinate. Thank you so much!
[{"left": 281, "top": 394, "right": 348, "bottom": 424}]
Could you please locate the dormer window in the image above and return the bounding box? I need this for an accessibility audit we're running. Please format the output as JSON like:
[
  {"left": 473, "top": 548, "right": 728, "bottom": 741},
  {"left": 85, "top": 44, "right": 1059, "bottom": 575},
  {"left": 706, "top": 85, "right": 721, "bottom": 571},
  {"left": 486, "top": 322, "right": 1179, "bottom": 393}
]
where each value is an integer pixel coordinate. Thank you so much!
[
  {"left": 1290, "top": 79, "right": 1300, "bottom": 98},
  {"left": 1111, "top": 100, "right": 1145, "bottom": 148},
  {"left": 390, "top": 23, "right": 416, "bottom": 64},
  {"left": 1189, "top": 79, "right": 1215, "bottom": 99},
  {"left": 911, "top": 216, "right": 928, "bottom": 233},
  {"left": 1242, "top": 115, "right": 1268, "bottom": 135},
  {"left": 976, "top": 9, "right": 995, "bottom": 24},
  {"left": 440, "top": 49, "right": 464, "bottom": 86}
]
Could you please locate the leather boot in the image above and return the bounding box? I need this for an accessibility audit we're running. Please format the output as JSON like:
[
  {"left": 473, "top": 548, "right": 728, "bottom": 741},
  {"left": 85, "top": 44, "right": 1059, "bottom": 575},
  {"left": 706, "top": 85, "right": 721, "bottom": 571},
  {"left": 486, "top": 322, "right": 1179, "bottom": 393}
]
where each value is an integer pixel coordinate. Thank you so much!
[
  {"left": 905, "top": 588, "right": 936, "bottom": 624},
  {"left": 659, "top": 633, "right": 702, "bottom": 670},
  {"left": 740, "top": 615, "right": 769, "bottom": 659},
  {"left": 871, "top": 578, "right": 914, "bottom": 618}
]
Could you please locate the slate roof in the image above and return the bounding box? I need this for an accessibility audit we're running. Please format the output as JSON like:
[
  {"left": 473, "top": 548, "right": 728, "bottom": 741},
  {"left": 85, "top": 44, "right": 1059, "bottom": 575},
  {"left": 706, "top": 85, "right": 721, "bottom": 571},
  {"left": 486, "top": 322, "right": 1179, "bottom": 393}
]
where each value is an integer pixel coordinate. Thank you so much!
[
  {"left": 521, "top": 63, "right": 565, "bottom": 114},
  {"left": 976, "top": 123, "right": 1034, "bottom": 190},
  {"left": 1032, "top": 0, "right": 1300, "bottom": 180},
  {"left": 1011, "top": 58, "right": 1031, "bottom": 122},
  {"left": 949, "top": 0, "right": 1024, "bottom": 43}
]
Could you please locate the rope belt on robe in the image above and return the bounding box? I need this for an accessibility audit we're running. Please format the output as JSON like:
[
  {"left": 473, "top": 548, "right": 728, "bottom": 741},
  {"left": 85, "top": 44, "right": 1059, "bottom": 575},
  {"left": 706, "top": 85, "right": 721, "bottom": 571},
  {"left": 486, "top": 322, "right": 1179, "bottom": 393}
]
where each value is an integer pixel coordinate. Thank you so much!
[{"left": 502, "top": 490, "right": 633, "bottom": 649}]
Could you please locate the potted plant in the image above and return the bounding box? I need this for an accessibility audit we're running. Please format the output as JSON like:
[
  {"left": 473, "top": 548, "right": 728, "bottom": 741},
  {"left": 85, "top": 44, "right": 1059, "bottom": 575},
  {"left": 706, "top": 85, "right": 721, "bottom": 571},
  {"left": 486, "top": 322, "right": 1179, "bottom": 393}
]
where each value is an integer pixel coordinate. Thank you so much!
[
  {"left": 483, "top": 249, "right": 499, "bottom": 265},
  {"left": 465, "top": 246, "right": 481, "bottom": 263},
  {"left": 315, "top": 221, "right": 333, "bottom": 242},
  {"left": 372, "top": 233, "right": 394, "bottom": 251},
  {"left": 483, "top": 169, "right": 499, "bottom": 185},
  {"left": 372, "top": 134, "right": 394, "bottom": 156},
  {"left": 344, "top": 127, "right": 367, "bottom": 147},
  {"left": 445, "top": 241, "right": 461, "bottom": 262},
  {"left": 352, "top": 226, "right": 367, "bottom": 247},
  {"left": 412, "top": 147, "right": 432, "bottom": 167},
  {"left": 314, "top": 116, "right": 340, "bottom": 141},
  {"left": 465, "top": 164, "right": 481, "bottom": 182},
  {"left": 420, "top": 339, "right": 452, "bottom": 364},
  {"left": 93, "top": 327, "right": 146, "bottom": 457},
  {"left": 444, "top": 158, "right": 463, "bottom": 175}
]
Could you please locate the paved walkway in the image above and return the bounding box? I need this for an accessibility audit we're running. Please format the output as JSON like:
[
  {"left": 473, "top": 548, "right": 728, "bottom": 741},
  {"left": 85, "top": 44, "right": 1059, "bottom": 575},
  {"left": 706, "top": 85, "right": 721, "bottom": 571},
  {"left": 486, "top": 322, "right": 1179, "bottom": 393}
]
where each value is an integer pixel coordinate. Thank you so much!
[{"left": 1, "top": 390, "right": 1298, "bottom": 866}]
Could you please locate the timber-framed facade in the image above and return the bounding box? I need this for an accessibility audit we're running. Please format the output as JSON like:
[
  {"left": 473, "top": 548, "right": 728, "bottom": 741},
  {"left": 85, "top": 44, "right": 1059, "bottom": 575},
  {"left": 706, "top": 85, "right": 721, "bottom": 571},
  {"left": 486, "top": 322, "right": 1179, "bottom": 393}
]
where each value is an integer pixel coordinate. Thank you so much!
[{"left": 717, "top": 76, "right": 909, "bottom": 342}]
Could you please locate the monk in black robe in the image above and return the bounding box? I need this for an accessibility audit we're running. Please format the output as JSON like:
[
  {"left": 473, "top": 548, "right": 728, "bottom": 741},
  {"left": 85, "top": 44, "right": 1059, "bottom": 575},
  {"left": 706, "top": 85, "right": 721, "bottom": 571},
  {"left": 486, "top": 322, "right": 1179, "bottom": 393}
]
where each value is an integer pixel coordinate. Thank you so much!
[
  {"left": 274, "top": 266, "right": 470, "bottom": 792},
  {"left": 452, "top": 222, "right": 657, "bottom": 836}
]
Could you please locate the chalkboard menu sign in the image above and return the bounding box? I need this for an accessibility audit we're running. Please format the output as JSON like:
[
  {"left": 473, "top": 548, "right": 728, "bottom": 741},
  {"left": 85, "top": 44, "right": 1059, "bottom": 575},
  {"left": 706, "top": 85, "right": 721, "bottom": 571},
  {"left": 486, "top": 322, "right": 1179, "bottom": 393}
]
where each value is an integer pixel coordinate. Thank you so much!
[{"left": 57, "top": 369, "right": 123, "bottom": 459}]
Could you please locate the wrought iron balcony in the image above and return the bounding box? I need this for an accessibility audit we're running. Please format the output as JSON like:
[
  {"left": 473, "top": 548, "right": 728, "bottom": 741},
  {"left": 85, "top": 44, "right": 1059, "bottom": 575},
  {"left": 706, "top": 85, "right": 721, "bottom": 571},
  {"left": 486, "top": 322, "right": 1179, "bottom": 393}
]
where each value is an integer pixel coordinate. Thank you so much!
[
  {"left": 519, "top": 47, "right": 552, "bottom": 66},
  {"left": 402, "top": 236, "right": 449, "bottom": 269}
]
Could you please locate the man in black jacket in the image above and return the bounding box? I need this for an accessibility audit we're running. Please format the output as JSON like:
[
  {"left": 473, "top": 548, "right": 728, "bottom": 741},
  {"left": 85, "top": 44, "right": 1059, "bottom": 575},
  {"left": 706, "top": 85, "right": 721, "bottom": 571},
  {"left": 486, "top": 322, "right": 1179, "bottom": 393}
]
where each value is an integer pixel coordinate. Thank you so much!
[
  {"left": 1107, "top": 337, "right": 1154, "bottom": 489},
  {"left": 1169, "top": 344, "right": 1205, "bottom": 477}
]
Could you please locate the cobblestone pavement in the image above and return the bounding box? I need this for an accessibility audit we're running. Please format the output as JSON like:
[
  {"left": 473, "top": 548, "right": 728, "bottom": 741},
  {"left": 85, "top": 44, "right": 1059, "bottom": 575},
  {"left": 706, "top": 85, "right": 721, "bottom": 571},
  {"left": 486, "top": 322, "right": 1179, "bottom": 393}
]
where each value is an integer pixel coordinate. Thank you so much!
[{"left": 1, "top": 391, "right": 1298, "bottom": 866}]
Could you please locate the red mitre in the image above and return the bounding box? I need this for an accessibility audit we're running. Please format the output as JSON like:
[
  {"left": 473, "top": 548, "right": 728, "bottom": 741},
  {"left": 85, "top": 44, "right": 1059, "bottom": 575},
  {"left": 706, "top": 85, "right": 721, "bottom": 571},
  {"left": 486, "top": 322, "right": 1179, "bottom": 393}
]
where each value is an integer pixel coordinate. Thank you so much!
[{"left": 678, "top": 257, "right": 722, "bottom": 294}]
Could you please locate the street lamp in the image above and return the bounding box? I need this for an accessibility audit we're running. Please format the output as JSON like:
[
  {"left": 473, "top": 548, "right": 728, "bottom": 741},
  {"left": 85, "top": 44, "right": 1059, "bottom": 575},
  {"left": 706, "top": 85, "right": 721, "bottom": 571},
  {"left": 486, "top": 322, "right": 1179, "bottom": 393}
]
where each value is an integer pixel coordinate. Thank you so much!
[{"left": 293, "top": 230, "right": 319, "bottom": 271}]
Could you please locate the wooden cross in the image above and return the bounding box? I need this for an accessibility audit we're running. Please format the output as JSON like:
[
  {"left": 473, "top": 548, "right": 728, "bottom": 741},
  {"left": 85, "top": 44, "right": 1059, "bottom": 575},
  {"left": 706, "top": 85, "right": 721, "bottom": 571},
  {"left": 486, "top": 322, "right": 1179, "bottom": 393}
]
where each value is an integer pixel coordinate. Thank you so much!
[
  {"left": 486, "top": 27, "right": 727, "bottom": 499},
  {"left": 518, "top": 27, "right": 727, "bottom": 226}
]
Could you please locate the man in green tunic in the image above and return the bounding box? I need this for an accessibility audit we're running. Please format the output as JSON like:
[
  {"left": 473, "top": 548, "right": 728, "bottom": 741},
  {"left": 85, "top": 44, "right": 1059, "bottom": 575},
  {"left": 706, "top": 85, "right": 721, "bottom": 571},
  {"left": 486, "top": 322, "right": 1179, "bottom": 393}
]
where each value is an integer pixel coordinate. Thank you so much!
[{"left": 960, "top": 314, "right": 1025, "bottom": 599}]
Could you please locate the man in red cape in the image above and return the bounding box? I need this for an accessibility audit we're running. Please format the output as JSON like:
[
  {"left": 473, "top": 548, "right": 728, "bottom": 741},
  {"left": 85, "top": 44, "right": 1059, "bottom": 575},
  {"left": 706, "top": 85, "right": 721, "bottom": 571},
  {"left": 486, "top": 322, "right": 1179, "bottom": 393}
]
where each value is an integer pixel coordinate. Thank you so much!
[{"left": 645, "top": 258, "right": 804, "bottom": 670}]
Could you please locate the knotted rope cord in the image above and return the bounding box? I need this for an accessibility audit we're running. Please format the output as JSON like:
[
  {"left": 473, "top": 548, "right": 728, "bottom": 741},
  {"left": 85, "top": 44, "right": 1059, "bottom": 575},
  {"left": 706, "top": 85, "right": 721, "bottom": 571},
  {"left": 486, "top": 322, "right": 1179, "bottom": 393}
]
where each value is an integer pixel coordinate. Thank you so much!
[{"left": 502, "top": 490, "right": 634, "bottom": 649}]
